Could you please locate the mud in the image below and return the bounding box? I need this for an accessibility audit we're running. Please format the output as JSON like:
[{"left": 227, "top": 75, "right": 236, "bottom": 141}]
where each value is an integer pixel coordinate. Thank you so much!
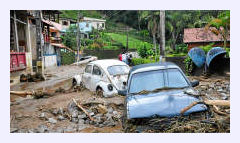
[{"left": 10, "top": 65, "right": 230, "bottom": 133}]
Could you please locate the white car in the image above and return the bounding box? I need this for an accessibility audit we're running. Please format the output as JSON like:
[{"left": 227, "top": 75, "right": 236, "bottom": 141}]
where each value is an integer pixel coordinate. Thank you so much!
[{"left": 73, "top": 59, "right": 130, "bottom": 97}]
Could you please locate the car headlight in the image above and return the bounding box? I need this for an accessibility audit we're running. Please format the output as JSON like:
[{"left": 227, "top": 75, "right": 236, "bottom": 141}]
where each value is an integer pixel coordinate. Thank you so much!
[{"left": 108, "top": 84, "right": 113, "bottom": 91}]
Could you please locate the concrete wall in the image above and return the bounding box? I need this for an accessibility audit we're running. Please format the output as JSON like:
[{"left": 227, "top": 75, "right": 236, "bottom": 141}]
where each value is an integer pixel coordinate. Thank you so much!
[{"left": 43, "top": 55, "right": 57, "bottom": 68}]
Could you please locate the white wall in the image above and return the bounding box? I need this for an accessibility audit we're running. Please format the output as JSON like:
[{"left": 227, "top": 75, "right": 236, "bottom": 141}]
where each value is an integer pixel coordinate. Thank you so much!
[{"left": 43, "top": 55, "right": 57, "bottom": 68}]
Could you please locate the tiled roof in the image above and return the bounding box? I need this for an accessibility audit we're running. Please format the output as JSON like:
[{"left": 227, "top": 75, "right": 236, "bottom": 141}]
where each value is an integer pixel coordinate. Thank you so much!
[{"left": 183, "top": 27, "right": 230, "bottom": 43}]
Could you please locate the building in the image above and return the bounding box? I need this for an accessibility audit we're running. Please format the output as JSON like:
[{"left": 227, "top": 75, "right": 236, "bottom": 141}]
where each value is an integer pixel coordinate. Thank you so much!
[
  {"left": 183, "top": 27, "right": 230, "bottom": 50},
  {"left": 82, "top": 17, "right": 106, "bottom": 30},
  {"left": 10, "top": 10, "right": 65, "bottom": 83}
]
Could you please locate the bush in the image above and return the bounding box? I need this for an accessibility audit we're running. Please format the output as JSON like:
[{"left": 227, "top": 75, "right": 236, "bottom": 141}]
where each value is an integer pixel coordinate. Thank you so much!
[
  {"left": 175, "top": 44, "right": 188, "bottom": 54},
  {"left": 199, "top": 43, "right": 214, "bottom": 53},
  {"left": 132, "top": 58, "right": 155, "bottom": 66},
  {"left": 137, "top": 42, "right": 154, "bottom": 58},
  {"left": 184, "top": 56, "right": 195, "bottom": 76},
  {"left": 61, "top": 51, "right": 75, "bottom": 65}
]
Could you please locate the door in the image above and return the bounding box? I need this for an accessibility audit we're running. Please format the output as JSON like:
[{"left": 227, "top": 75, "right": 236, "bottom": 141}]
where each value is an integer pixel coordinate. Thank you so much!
[
  {"left": 82, "top": 64, "right": 93, "bottom": 90},
  {"left": 91, "top": 65, "right": 103, "bottom": 91}
]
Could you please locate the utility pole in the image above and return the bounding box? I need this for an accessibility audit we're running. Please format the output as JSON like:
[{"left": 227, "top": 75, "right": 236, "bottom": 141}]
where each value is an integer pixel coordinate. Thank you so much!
[
  {"left": 35, "top": 10, "right": 44, "bottom": 75},
  {"left": 76, "top": 11, "right": 81, "bottom": 64},
  {"left": 159, "top": 10, "right": 165, "bottom": 62},
  {"left": 13, "top": 10, "right": 19, "bottom": 52}
]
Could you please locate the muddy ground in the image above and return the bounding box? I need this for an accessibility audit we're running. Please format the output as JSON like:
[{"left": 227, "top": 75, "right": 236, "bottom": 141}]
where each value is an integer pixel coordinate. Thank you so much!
[{"left": 10, "top": 65, "right": 230, "bottom": 133}]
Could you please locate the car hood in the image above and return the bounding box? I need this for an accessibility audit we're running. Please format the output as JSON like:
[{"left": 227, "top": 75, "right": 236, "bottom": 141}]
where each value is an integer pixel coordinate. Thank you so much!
[{"left": 126, "top": 88, "right": 207, "bottom": 119}]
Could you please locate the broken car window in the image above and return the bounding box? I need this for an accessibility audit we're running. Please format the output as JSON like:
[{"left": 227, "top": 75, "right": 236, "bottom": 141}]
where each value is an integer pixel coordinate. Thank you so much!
[
  {"left": 93, "top": 65, "right": 101, "bottom": 76},
  {"left": 85, "top": 65, "right": 92, "bottom": 73},
  {"left": 107, "top": 65, "right": 129, "bottom": 76}
]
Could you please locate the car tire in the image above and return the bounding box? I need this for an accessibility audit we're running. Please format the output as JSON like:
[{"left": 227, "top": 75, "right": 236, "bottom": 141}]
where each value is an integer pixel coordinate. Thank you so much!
[{"left": 96, "top": 87, "right": 103, "bottom": 97}]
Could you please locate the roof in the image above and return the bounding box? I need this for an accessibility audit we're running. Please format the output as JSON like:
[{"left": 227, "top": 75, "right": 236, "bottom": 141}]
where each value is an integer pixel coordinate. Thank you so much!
[
  {"left": 89, "top": 59, "right": 128, "bottom": 71},
  {"left": 83, "top": 17, "right": 106, "bottom": 22},
  {"left": 183, "top": 27, "right": 230, "bottom": 43},
  {"left": 42, "top": 19, "right": 68, "bottom": 32},
  {"left": 130, "top": 62, "right": 180, "bottom": 74}
]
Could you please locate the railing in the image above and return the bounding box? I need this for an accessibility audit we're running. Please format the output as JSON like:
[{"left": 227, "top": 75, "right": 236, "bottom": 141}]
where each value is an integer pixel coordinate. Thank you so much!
[{"left": 10, "top": 52, "right": 26, "bottom": 72}]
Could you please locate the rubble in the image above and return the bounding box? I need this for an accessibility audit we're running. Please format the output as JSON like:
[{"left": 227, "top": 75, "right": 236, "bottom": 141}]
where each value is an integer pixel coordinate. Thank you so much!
[{"left": 48, "top": 118, "right": 57, "bottom": 124}]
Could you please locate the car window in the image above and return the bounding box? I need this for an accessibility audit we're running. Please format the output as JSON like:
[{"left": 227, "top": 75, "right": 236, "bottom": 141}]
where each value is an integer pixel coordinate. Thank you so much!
[
  {"left": 107, "top": 65, "right": 129, "bottom": 75},
  {"left": 129, "top": 70, "right": 165, "bottom": 94},
  {"left": 85, "top": 65, "right": 92, "bottom": 73},
  {"left": 93, "top": 65, "right": 101, "bottom": 76},
  {"left": 166, "top": 68, "right": 189, "bottom": 88}
]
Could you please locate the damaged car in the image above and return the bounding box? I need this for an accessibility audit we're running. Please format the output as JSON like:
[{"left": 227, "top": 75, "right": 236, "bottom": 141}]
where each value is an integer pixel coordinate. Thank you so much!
[
  {"left": 73, "top": 59, "right": 130, "bottom": 97},
  {"left": 118, "top": 62, "right": 207, "bottom": 126}
]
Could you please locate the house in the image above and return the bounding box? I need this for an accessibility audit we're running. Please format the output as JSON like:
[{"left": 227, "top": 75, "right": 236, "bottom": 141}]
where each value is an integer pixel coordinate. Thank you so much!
[
  {"left": 10, "top": 10, "right": 63, "bottom": 83},
  {"left": 183, "top": 27, "right": 230, "bottom": 50},
  {"left": 82, "top": 17, "right": 106, "bottom": 30}
]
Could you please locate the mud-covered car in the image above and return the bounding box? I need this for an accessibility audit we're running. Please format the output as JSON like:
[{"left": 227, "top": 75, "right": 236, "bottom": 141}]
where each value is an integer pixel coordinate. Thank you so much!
[
  {"left": 118, "top": 62, "right": 207, "bottom": 123},
  {"left": 73, "top": 59, "right": 130, "bottom": 97}
]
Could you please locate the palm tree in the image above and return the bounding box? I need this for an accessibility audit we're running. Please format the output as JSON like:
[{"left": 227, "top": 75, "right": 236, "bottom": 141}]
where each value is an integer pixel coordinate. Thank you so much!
[{"left": 205, "top": 11, "right": 230, "bottom": 49}]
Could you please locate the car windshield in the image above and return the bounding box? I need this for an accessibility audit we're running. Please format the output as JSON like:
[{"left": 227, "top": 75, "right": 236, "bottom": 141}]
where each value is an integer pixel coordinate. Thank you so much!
[
  {"left": 107, "top": 65, "right": 129, "bottom": 76},
  {"left": 129, "top": 68, "right": 189, "bottom": 94}
]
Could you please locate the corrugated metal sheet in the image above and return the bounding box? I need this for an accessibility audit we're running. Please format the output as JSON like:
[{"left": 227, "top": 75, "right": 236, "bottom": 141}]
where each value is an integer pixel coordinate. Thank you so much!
[
  {"left": 188, "top": 47, "right": 206, "bottom": 68},
  {"left": 206, "top": 47, "right": 226, "bottom": 67},
  {"left": 10, "top": 52, "right": 26, "bottom": 72}
]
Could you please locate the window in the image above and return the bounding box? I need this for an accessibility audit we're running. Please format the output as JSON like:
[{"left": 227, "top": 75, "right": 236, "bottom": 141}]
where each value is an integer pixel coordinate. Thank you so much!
[
  {"left": 62, "top": 21, "right": 68, "bottom": 26},
  {"left": 107, "top": 65, "right": 129, "bottom": 76},
  {"left": 93, "top": 65, "right": 101, "bottom": 76},
  {"left": 85, "top": 65, "right": 92, "bottom": 73}
]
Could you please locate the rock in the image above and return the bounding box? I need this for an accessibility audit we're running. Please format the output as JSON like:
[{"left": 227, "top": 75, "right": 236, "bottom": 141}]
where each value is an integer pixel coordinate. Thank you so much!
[
  {"left": 97, "top": 104, "right": 108, "bottom": 114},
  {"left": 38, "top": 125, "right": 48, "bottom": 133},
  {"left": 78, "top": 114, "right": 87, "bottom": 119},
  {"left": 10, "top": 128, "right": 18, "bottom": 133},
  {"left": 64, "top": 124, "right": 77, "bottom": 132},
  {"left": 39, "top": 112, "right": 47, "bottom": 120},
  {"left": 56, "top": 128, "right": 64, "bottom": 133},
  {"left": 52, "top": 108, "right": 59, "bottom": 115},
  {"left": 90, "top": 112, "right": 95, "bottom": 116},
  {"left": 71, "top": 117, "right": 78, "bottom": 123},
  {"left": 48, "top": 118, "right": 57, "bottom": 124},
  {"left": 67, "top": 101, "right": 78, "bottom": 114},
  {"left": 78, "top": 124, "right": 87, "bottom": 131},
  {"left": 78, "top": 119, "right": 85, "bottom": 125},
  {"left": 107, "top": 107, "right": 114, "bottom": 114},
  {"left": 84, "top": 120, "right": 90, "bottom": 124},
  {"left": 58, "top": 107, "right": 64, "bottom": 115},
  {"left": 71, "top": 110, "right": 79, "bottom": 118},
  {"left": 57, "top": 115, "right": 65, "bottom": 121}
]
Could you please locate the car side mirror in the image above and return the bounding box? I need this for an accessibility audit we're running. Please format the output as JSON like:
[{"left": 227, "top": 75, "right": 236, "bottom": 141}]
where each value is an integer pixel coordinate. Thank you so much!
[
  {"left": 191, "top": 80, "right": 199, "bottom": 87},
  {"left": 118, "top": 89, "right": 127, "bottom": 96}
]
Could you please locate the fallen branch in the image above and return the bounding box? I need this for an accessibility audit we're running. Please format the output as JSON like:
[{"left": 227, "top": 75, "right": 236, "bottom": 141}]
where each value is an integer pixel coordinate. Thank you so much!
[
  {"left": 213, "top": 105, "right": 228, "bottom": 116},
  {"left": 181, "top": 100, "right": 230, "bottom": 115},
  {"left": 10, "top": 91, "right": 33, "bottom": 97},
  {"left": 72, "top": 98, "right": 94, "bottom": 121}
]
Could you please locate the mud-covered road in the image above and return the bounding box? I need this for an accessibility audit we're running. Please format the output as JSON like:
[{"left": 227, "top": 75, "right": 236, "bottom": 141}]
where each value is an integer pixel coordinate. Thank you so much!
[{"left": 10, "top": 65, "right": 230, "bottom": 133}]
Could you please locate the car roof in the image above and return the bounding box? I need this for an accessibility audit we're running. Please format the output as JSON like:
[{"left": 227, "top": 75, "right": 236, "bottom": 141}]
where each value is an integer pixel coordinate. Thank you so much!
[
  {"left": 89, "top": 59, "right": 128, "bottom": 70},
  {"left": 130, "top": 62, "right": 180, "bottom": 74}
]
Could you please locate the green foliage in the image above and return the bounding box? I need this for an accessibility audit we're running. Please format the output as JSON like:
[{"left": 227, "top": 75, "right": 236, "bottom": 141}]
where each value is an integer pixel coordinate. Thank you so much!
[
  {"left": 184, "top": 56, "right": 194, "bottom": 76},
  {"left": 132, "top": 58, "right": 155, "bottom": 66},
  {"left": 199, "top": 43, "right": 214, "bottom": 53},
  {"left": 174, "top": 44, "right": 188, "bottom": 54},
  {"left": 62, "top": 25, "right": 77, "bottom": 50},
  {"left": 226, "top": 48, "right": 230, "bottom": 58},
  {"left": 60, "top": 10, "right": 103, "bottom": 20},
  {"left": 60, "top": 51, "right": 75, "bottom": 65},
  {"left": 137, "top": 42, "right": 154, "bottom": 58}
]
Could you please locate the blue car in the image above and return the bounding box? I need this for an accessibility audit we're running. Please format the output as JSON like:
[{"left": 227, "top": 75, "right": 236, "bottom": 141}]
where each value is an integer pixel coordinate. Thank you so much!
[{"left": 118, "top": 62, "right": 207, "bottom": 122}]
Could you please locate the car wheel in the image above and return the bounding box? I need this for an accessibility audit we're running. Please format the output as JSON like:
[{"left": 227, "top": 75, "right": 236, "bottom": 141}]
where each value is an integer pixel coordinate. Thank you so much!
[{"left": 96, "top": 87, "right": 103, "bottom": 97}]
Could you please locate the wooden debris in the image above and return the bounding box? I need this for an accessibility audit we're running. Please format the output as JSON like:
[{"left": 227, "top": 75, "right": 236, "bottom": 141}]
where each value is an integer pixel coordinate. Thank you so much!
[
  {"left": 181, "top": 99, "right": 230, "bottom": 115},
  {"left": 72, "top": 98, "right": 94, "bottom": 121}
]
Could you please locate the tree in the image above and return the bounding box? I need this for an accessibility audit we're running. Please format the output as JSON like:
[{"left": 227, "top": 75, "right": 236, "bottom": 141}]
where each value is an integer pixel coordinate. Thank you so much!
[
  {"left": 140, "top": 11, "right": 160, "bottom": 61},
  {"left": 159, "top": 10, "right": 165, "bottom": 58},
  {"left": 205, "top": 11, "right": 230, "bottom": 49}
]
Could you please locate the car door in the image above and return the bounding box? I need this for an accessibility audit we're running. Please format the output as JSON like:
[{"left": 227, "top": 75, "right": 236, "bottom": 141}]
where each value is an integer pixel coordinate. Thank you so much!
[
  {"left": 91, "top": 65, "right": 103, "bottom": 91},
  {"left": 82, "top": 64, "right": 93, "bottom": 90}
]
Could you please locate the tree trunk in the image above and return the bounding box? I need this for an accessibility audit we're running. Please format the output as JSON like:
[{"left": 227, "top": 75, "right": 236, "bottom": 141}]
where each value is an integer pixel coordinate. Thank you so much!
[
  {"left": 153, "top": 34, "right": 156, "bottom": 61},
  {"left": 171, "top": 31, "right": 176, "bottom": 51},
  {"left": 159, "top": 10, "right": 165, "bottom": 57}
]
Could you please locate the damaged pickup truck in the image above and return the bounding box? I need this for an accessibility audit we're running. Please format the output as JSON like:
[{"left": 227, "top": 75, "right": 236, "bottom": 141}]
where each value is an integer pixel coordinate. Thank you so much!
[
  {"left": 73, "top": 59, "right": 130, "bottom": 97},
  {"left": 118, "top": 62, "right": 207, "bottom": 128}
]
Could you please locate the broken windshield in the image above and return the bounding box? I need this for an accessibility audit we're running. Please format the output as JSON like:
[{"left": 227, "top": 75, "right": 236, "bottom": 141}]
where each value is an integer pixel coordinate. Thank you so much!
[
  {"left": 107, "top": 65, "right": 129, "bottom": 76},
  {"left": 129, "top": 68, "right": 189, "bottom": 94}
]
